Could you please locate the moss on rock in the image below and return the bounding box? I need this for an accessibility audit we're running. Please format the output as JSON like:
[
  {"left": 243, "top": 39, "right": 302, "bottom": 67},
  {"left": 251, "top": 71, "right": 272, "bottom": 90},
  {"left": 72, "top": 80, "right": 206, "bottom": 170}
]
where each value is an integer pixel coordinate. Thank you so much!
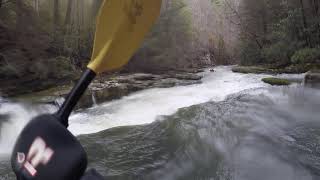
[
  {"left": 262, "top": 77, "right": 291, "bottom": 86},
  {"left": 232, "top": 66, "right": 275, "bottom": 74}
]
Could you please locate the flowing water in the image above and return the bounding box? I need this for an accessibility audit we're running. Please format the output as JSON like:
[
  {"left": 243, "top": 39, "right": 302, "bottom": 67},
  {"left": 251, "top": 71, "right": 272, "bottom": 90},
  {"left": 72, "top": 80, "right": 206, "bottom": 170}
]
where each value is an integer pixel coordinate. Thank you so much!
[{"left": 0, "top": 66, "right": 319, "bottom": 180}]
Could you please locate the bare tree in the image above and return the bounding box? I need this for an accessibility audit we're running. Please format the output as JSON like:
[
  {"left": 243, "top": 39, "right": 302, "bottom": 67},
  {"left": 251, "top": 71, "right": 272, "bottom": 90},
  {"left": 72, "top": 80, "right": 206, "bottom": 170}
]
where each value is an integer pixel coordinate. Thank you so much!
[
  {"left": 64, "top": 0, "right": 74, "bottom": 26},
  {"left": 16, "top": 0, "right": 23, "bottom": 32},
  {"left": 53, "top": 0, "right": 60, "bottom": 28},
  {"left": 34, "top": 0, "right": 39, "bottom": 15},
  {"left": 52, "top": 0, "right": 60, "bottom": 43},
  {"left": 91, "top": 0, "right": 103, "bottom": 20},
  {"left": 299, "top": 0, "right": 311, "bottom": 46}
]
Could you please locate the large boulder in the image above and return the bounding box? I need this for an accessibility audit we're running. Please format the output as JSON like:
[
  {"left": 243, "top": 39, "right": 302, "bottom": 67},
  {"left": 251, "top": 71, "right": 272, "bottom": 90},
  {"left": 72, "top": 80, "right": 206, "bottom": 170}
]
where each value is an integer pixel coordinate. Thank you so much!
[
  {"left": 10, "top": 69, "right": 204, "bottom": 110},
  {"left": 305, "top": 71, "right": 320, "bottom": 89}
]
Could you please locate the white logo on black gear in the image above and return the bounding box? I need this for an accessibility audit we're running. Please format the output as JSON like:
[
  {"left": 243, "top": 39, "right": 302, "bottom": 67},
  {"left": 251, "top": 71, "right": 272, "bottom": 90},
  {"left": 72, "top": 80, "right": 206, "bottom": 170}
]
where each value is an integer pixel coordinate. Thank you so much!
[{"left": 17, "top": 137, "right": 54, "bottom": 176}]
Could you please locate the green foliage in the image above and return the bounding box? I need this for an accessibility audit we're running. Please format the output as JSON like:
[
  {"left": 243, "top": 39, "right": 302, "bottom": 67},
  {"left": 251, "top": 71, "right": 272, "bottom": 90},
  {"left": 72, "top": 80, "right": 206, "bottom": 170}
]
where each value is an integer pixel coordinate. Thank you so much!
[
  {"left": 272, "top": 9, "right": 305, "bottom": 43},
  {"left": 291, "top": 48, "right": 320, "bottom": 64},
  {"left": 237, "top": 0, "right": 320, "bottom": 69},
  {"left": 262, "top": 77, "right": 291, "bottom": 86},
  {"left": 239, "top": 41, "right": 263, "bottom": 66},
  {"left": 262, "top": 41, "right": 298, "bottom": 66}
]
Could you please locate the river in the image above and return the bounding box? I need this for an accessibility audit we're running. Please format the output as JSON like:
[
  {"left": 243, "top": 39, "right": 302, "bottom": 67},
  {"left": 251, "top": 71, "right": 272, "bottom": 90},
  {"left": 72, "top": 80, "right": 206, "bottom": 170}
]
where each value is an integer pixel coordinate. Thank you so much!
[{"left": 0, "top": 66, "right": 319, "bottom": 180}]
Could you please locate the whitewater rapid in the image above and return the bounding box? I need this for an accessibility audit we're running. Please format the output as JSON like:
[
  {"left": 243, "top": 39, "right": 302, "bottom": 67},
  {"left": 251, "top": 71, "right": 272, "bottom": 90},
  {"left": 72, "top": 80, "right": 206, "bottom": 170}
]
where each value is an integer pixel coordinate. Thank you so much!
[{"left": 0, "top": 66, "right": 304, "bottom": 155}]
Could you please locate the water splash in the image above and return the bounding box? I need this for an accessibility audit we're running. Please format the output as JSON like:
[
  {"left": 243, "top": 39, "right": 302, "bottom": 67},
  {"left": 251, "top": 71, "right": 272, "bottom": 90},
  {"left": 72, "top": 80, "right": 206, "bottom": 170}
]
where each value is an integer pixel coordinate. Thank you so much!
[
  {"left": 0, "top": 102, "right": 56, "bottom": 155},
  {"left": 0, "top": 66, "right": 305, "bottom": 154},
  {"left": 91, "top": 92, "right": 98, "bottom": 107},
  {"left": 80, "top": 86, "right": 320, "bottom": 179},
  {"left": 69, "top": 66, "right": 272, "bottom": 135}
]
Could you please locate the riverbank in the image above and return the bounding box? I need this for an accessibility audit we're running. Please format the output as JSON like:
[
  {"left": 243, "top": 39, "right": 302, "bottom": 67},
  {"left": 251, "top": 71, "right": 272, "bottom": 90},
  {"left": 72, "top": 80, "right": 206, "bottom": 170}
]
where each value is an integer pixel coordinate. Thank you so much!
[
  {"left": 232, "top": 64, "right": 320, "bottom": 74},
  {"left": 11, "top": 68, "right": 206, "bottom": 110},
  {"left": 2, "top": 67, "right": 320, "bottom": 180},
  {"left": 232, "top": 65, "right": 320, "bottom": 87}
]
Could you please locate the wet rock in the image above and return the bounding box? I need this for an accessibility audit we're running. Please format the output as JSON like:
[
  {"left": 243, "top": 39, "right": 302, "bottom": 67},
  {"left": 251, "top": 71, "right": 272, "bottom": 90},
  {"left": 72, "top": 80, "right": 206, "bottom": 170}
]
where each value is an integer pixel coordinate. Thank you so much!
[
  {"left": 11, "top": 70, "right": 204, "bottom": 110},
  {"left": 232, "top": 66, "right": 274, "bottom": 74},
  {"left": 305, "top": 71, "right": 320, "bottom": 89},
  {"left": 176, "top": 80, "right": 202, "bottom": 86},
  {"left": 262, "top": 77, "right": 291, "bottom": 86},
  {"left": 76, "top": 72, "right": 203, "bottom": 108},
  {"left": 127, "top": 84, "right": 147, "bottom": 92},
  {"left": 210, "top": 69, "right": 215, "bottom": 72},
  {"left": 12, "top": 85, "right": 72, "bottom": 105},
  {"left": 179, "top": 68, "right": 205, "bottom": 73},
  {"left": 131, "top": 74, "right": 160, "bottom": 81},
  {"left": 153, "top": 78, "right": 177, "bottom": 88},
  {"left": 171, "top": 73, "right": 203, "bottom": 81}
]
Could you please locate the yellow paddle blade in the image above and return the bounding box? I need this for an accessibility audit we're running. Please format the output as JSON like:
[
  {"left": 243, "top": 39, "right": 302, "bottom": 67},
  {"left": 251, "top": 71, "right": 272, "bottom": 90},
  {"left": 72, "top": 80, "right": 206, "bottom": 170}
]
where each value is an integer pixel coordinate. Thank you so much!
[{"left": 87, "top": 0, "right": 162, "bottom": 74}]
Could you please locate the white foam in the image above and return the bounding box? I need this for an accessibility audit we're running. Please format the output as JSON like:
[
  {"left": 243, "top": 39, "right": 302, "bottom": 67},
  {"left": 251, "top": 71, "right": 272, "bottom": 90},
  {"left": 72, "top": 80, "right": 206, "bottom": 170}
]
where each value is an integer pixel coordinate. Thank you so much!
[
  {"left": 0, "top": 103, "right": 56, "bottom": 155},
  {"left": 68, "top": 66, "right": 269, "bottom": 135},
  {"left": 0, "top": 66, "right": 304, "bottom": 153}
]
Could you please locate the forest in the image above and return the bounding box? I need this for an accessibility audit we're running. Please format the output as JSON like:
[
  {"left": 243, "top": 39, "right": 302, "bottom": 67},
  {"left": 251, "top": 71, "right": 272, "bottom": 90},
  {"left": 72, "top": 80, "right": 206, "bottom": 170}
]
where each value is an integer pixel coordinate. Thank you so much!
[
  {"left": 0, "top": 0, "right": 319, "bottom": 96},
  {"left": 232, "top": 0, "right": 320, "bottom": 71}
]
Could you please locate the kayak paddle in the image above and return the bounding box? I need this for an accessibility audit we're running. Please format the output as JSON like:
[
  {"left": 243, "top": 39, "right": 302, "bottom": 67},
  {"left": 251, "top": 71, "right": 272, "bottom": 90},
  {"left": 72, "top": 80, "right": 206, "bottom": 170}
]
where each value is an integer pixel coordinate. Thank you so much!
[{"left": 11, "top": 0, "right": 162, "bottom": 180}]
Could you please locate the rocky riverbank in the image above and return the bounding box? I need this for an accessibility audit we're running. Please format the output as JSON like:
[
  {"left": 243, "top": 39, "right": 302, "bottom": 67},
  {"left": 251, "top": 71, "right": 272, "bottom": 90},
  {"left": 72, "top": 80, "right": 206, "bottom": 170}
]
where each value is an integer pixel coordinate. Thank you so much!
[
  {"left": 232, "top": 65, "right": 320, "bottom": 88},
  {"left": 232, "top": 64, "right": 320, "bottom": 74},
  {"left": 12, "top": 70, "right": 205, "bottom": 110}
]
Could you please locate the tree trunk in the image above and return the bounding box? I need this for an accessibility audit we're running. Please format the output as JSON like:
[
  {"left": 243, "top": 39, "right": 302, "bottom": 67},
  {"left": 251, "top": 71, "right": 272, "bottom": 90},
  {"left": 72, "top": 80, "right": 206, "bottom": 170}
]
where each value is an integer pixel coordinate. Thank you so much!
[
  {"left": 64, "top": 0, "right": 74, "bottom": 26},
  {"left": 91, "top": 0, "right": 103, "bottom": 20},
  {"left": 261, "top": 6, "right": 268, "bottom": 44},
  {"left": 53, "top": 0, "right": 60, "bottom": 42},
  {"left": 34, "top": 0, "right": 39, "bottom": 16},
  {"left": 16, "top": 0, "right": 23, "bottom": 33},
  {"left": 53, "top": 0, "right": 60, "bottom": 28},
  {"left": 313, "top": 0, "right": 319, "bottom": 16},
  {"left": 299, "top": 0, "right": 307, "bottom": 28},
  {"left": 299, "top": 0, "right": 310, "bottom": 46}
]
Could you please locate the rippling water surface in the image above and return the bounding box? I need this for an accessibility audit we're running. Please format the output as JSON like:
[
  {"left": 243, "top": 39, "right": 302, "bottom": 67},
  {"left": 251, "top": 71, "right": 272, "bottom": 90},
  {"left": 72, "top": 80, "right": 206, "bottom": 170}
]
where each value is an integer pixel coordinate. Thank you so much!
[{"left": 1, "top": 67, "right": 319, "bottom": 180}]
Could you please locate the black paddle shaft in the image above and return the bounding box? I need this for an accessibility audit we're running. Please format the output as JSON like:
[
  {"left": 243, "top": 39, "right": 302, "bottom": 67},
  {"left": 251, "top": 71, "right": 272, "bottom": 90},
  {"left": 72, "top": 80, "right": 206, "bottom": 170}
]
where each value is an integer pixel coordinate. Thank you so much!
[
  {"left": 11, "top": 68, "right": 105, "bottom": 180},
  {"left": 56, "top": 69, "right": 96, "bottom": 127}
]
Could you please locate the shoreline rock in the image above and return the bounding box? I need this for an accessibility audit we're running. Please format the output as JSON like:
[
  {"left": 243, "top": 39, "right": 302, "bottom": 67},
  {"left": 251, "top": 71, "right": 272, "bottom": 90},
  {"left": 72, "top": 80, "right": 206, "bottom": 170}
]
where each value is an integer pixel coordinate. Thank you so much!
[
  {"left": 232, "top": 66, "right": 275, "bottom": 74},
  {"left": 12, "top": 70, "right": 205, "bottom": 110},
  {"left": 232, "top": 64, "right": 320, "bottom": 75},
  {"left": 305, "top": 70, "right": 320, "bottom": 89}
]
